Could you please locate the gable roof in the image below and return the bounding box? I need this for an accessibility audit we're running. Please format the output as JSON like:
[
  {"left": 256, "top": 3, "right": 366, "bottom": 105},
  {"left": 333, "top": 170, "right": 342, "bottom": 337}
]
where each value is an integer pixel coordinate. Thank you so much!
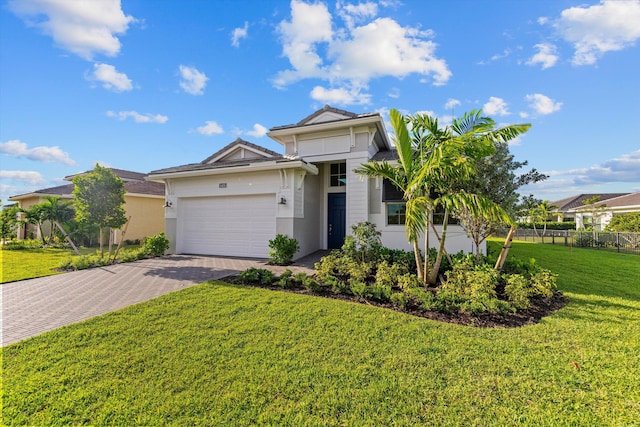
[
  {"left": 201, "top": 138, "right": 282, "bottom": 164},
  {"left": 147, "top": 138, "right": 318, "bottom": 178},
  {"left": 551, "top": 193, "right": 630, "bottom": 211},
  {"left": 269, "top": 104, "right": 382, "bottom": 132}
]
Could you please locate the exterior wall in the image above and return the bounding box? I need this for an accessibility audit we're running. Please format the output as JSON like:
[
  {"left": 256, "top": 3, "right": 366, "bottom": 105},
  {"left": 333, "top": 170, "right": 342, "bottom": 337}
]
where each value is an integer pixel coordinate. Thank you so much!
[
  {"left": 292, "top": 172, "right": 321, "bottom": 258},
  {"left": 162, "top": 168, "right": 317, "bottom": 256},
  {"left": 346, "top": 156, "right": 368, "bottom": 230},
  {"left": 120, "top": 195, "right": 165, "bottom": 242}
]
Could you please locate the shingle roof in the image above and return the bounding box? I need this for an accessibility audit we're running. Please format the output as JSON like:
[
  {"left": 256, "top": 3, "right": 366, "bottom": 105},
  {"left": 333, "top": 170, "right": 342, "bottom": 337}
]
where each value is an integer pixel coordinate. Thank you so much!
[
  {"left": 551, "top": 193, "right": 630, "bottom": 210},
  {"left": 371, "top": 150, "right": 399, "bottom": 162},
  {"left": 586, "top": 192, "right": 640, "bottom": 209},
  {"left": 10, "top": 170, "right": 164, "bottom": 200},
  {"left": 64, "top": 168, "right": 147, "bottom": 182}
]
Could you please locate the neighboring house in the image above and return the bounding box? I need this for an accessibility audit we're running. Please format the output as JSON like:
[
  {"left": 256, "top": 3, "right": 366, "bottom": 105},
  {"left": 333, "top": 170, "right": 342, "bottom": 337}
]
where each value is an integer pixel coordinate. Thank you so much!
[
  {"left": 9, "top": 168, "right": 165, "bottom": 243},
  {"left": 147, "top": 105, "right": 478, "bottom": 260},
  {"left": 568, "top": 192, "right": 640, "bottom": 230},
  {"left": 550, "top": 193, "right": 629, "bottom": 222}
]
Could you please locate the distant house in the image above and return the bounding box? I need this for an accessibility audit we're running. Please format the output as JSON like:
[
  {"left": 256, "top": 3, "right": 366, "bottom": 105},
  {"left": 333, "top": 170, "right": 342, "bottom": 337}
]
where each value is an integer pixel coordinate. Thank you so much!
[
  {"left": 147, "top": 105, "right": 478, "bottom": 260},
  {"left": 9, "top": 168, "right": 165, "bottom": 243},
  {"left": 550, "top": 193, "right": 630, "bottom": 223},
  {"left": 567, "top": 192, "right": 640, "bottom": 230}
]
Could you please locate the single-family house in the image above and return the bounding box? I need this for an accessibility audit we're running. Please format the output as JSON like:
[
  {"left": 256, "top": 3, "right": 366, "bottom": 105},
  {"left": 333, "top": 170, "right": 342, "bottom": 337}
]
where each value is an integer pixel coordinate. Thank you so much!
[
  {"left": 147, "top": 105, "right": 478, "bottom": 260},
  {"left": 568, "top": 192, "right": 640, "bottom": 230},
  {"left": 550, "top": 193, "right": 629, "bottom": 222},
  {"left": 9, "top": 168, "right": 165, "bottom": 243}
]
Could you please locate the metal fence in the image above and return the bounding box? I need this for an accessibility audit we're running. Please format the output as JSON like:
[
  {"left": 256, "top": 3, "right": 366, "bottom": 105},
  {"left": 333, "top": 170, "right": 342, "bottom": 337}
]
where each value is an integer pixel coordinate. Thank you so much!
[{"left": 494, "top": 229, "right": 640, "bottom": 255}]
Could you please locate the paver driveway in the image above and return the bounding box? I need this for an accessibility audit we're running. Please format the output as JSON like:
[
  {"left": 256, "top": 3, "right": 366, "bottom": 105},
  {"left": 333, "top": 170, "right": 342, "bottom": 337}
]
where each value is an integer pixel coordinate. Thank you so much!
[{"left": 1, "top": 254, "right": 318, "bottom": 347}]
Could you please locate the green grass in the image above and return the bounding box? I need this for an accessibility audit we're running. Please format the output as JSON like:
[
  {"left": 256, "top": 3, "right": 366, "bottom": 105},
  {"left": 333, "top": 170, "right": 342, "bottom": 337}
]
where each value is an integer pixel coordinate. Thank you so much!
[
  {"left": 0, "top": 245, "right": 140, "bottom": 283},
  {"left": 0, "top": 248, "right": 72, "bottom": 283},
  {"left": 2, "top": 241, "right": 640, "bottom": 425}
]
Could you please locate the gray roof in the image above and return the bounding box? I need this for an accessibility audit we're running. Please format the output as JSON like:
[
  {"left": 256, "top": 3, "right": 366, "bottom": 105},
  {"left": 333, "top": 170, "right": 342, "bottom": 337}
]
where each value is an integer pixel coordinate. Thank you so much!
[
  {"left": 551, "top": 193, "right": 630, "bottom": 210},
  {"left": 11, "top": 169, "right": 164, "bottom": 200},
  {"left": 147, "top": 138, "right": 306, "bottom": 176},
  {"left": 371, "top": 150, "right": 399, "bottom": 162},
  {"left": 201, "top": 138, "right": 282, "bottom": 164},
  {"left": 270, "top": 104, "right": 381, "bottom": 131}
]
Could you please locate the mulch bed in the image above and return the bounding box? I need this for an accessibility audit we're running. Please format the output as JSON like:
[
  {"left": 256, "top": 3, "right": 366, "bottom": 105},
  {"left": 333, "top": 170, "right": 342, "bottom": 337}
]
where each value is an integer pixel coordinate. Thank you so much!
[{"left": 222, "top": 276, "right": 568, "bottom": 328}]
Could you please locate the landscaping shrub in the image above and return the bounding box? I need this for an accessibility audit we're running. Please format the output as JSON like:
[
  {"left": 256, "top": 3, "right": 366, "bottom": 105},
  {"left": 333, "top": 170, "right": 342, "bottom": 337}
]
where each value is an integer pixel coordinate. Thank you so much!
[
  {"left": 504, "top": 274, "right": 531, "bottom": 309},
  {"left": 239, "top": 268, "right": 262, "bottom": 283},
  {"left": 268, "top": 234, "right": 299, "bottom": 265},
  {"left": 439, "top": 261, "right": 508, "bottom": 314},
  {"left": 350, "top": 280, "right": 368, "bottom": 298},
  {"left": 375, "top": 261, "right": 406, "bottom": 288},
  {"left": 277, "top": 269, "right": 295, "bottom": 288},
  {"left": 1, "top": 239, "right": 47, "bottom": 250},
  {"left": 390, "top": 292, "right": 409, "bottom": 308},
  {"left": 142, "top": 232, "right": 170, "bottom": 257}
]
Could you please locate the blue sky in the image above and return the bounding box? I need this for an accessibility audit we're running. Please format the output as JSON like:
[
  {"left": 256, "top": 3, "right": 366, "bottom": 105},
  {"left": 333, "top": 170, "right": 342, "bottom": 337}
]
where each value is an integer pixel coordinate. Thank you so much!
[{"left": 1, "top": 0, "right": 639, "bottom": 205}]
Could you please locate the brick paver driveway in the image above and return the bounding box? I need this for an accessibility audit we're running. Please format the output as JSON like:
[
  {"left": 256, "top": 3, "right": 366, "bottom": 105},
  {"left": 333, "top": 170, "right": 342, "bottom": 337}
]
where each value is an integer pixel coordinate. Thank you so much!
[{"left": 1, "top": 253, "right": 319, "bottom": 347}]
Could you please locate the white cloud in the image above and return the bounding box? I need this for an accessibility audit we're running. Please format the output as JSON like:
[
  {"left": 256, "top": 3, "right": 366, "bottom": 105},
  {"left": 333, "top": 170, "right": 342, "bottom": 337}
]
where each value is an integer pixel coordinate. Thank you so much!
[
  {"left": 196, "top": 121, "right": 224, "bottom": 136},
  {"left": 526, "top": 43, "right": 559, "bottom": 69},
  {"left": 0, "top": 139, "right": 76, "bottom": 165},
  {"left": 8, "top": 0, "right": 135, "bottom": 60},
  {"left": 525, "top": 93, "right": 562, "bottom": 115},
  {"left": 231, "top": 21, "right": 249, "bottom": 47},
  {"left": 0, "top": 170, "right": 46, "bottom": 185},
  {"left": 555, "top": 0, "right": 640, "bottom": 65},
  {"left": 274, "top": 0, "right": 451, "bottom": 102},
  {"left": 337, "top": 1, "right": 378, "bottom": 29},
  {"left": 444, "top": 98, "right": 461, "bottom": 110},
  {"left": 88, "top": 63, "right": 133, "bottom": 92},
  {"left": 244, "top": 124, "right": 268, "bottom": 138},
  {"left": 387, "top": 87, "right": 400, "bottom": 99},
  {"left": 178, "top": 65, "right": 208, "bottom": 95},
  {"left": 106, "top": 110, "right": 168, "bottom": 123},
  {"left": 310, "top": 85, "right": 372, "bottom": 105},
  {"left": 483, "top": 97, "right": 510, "bottom": 116}
]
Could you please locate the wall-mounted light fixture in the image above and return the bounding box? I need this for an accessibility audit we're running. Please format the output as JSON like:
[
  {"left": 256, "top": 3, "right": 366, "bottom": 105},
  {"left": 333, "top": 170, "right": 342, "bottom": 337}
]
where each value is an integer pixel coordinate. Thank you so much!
[
  {"left": 164, "top": 200, "right": 173, "bottom": 208},
  {"left": 278, "top": 197, "right": 287, "bottom": 205}
]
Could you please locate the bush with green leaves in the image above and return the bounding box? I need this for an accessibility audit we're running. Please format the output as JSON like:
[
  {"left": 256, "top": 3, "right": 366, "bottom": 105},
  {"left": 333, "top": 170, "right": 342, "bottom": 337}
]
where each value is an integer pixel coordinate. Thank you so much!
[
  {"left": 439, "top": 261, "right": 508, "bottom": 314},
  {"left": 341, "top": 221, "right": 383, "bottom": 263},
  {"left": 268, "top": 234, "right": 299, "bottom": 265},
  {"left": 142, "top": 232, "right": 170, "bottom": 257},
  {"left": 375, "top": 261, "right": 407, "bottom": 288},
  {"left": 390, "top": 292, "right": 409, "bottom": 308},
  {"left": 277, "top": 269, "right": 295, "bottom": 288}
]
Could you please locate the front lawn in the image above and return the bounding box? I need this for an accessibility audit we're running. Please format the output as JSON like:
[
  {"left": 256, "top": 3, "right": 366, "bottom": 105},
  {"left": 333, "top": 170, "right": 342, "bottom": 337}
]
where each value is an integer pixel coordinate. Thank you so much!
[
  {"left": 0, "top": 248, "right": 72, "bottom": 283},
  {"left": 2, "top": 241, "right": 639, "bottom": 425},
  {"left": 0, "top": 245, "right": 142, "bottom": 284}
]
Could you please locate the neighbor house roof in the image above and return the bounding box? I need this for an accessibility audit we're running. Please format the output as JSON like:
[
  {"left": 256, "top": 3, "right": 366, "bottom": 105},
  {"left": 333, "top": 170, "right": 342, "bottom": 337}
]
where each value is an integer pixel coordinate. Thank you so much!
[
  {"left": 64, "top": 168, "right": 148, "bottom": 182},
  {"left": 9, "top": 170, "right": 164, "bottom": 201},
  {"left": 551, "top": 193, "right": 630, "bottom": 211},
  {"left": 568, "top": 192, "right": 640, "bottom": 211}
]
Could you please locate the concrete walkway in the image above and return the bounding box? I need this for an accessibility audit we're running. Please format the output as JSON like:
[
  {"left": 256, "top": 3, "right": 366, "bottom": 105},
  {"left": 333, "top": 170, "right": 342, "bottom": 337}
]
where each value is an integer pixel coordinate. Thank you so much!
[{"left": 1, "top": 253, "right": 321, "bottom": 347}]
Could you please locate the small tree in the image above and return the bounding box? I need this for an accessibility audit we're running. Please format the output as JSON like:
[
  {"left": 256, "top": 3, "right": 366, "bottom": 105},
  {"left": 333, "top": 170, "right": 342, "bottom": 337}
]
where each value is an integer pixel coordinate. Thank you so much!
[
  {"left": 579, "top": 196, "right": 608, "bottom": 232},
  {"left": 0, "top": 204, "right": 20, "bottom": 243},
  {"left": 22, "top": 203, "right": 49, "bottom": 244},
  {"left": 40, "top": 196, "right": 76, "bottom": 242},
  {"left": 73, "top": 164, "right": 127, "bottom": 257},
  {"left": 605, "top": 212, "right": 640, "bottom": 232},
  {"left": 532, "top": 200, "right": 559, "bottom": 237}
]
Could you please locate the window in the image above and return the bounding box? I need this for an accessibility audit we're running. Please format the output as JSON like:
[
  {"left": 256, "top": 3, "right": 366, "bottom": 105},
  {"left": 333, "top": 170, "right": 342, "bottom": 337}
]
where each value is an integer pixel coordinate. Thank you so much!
[
  {"left": 330, "top": 162, "right": 346, "bottom": 187},
  {"left": 387, "top": 203, "right": 406, "bottom": 225}
]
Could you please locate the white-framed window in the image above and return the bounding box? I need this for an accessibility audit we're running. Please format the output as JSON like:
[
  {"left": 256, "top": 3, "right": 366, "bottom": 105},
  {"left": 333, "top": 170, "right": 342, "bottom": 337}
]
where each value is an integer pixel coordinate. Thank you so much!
[{"left": 330, "top": 162, "right": 346, "bottom": 187}]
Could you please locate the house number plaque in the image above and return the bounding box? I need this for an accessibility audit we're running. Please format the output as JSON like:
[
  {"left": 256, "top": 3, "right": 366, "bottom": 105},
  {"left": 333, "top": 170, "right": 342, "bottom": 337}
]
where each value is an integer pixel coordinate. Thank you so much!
[{"left": 219, "top": 183, "right": 227, "bottom": 188}]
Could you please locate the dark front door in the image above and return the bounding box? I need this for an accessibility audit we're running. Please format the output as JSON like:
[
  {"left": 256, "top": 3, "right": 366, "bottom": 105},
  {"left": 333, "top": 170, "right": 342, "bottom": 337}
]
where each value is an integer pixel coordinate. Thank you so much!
[{"left": 328, "top": 193, "right": 346, "bottom": 249}]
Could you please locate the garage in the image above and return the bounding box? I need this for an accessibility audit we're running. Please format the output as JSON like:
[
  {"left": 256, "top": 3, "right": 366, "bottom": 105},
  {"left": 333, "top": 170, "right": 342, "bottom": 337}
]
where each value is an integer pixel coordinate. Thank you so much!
[{"left": 177, "top": 194, "right": 276, "bottom": 258}]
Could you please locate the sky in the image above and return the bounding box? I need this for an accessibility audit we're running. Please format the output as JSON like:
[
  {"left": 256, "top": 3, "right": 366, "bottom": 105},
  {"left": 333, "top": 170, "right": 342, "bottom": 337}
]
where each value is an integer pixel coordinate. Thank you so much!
[{"left": 1, "top": 0, "right": 639, "bottom": 205}]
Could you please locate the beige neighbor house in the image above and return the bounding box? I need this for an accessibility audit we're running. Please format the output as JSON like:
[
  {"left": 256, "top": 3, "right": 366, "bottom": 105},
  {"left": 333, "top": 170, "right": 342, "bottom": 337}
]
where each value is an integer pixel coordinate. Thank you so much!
[
  {"left": 567, "top": 192, "right": 640, "bottom": 230},
  {"left": 9, "top": 169, "right": 165, "bottom": 243},
  {"left": 147, "top": 105, "right": 479, "bottom": 260}
]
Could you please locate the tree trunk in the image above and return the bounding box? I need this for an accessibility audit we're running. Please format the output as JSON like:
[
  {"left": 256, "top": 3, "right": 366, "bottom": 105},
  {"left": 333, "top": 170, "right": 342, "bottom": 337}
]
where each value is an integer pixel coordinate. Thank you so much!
[
  {"left": 495, "top": 226, "right": 516, "bottom": 271},
  {"left": 54, "top": 221, "right": 80, "bottom": 255},
  {"left": 412, "top": 240, "right": 424, "bottom": 283},
  {"left": 99, "top": 227, "right": 104, "bottom": 258},
  {"left": 429, "top": 209, "right": 449, "bottom": 285}
]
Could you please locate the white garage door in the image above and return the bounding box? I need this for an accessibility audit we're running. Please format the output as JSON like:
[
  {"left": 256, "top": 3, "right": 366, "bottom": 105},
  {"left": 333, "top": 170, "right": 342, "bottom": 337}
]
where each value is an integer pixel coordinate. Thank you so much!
[{"left": 177, "top": 194, "right": 276, "bottom": 258}]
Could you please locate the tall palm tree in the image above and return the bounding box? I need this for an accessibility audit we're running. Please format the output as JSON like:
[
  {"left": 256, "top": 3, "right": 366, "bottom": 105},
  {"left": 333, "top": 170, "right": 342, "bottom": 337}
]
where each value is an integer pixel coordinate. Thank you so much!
[{"left": 356, "top": 108, "right": 529, "bottom": 285}]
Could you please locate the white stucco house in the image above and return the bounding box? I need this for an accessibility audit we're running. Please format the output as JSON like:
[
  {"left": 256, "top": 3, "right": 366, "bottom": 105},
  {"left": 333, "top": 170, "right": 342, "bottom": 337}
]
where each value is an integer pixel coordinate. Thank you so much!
[
  {"left": 569, "top": 192, "right": 640, "bottom": 230},
  {"left": 147, "top": 106, "right": 479, "bottom": 260}
]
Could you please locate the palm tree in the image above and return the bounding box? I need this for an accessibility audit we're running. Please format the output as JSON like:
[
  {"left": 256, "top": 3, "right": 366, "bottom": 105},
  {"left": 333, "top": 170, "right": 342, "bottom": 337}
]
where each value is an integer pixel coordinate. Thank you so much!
[
  {"left": 22, "top": 203, "right": 48, "bottom": 244},
  {"left": 356, "top": 108, "right": 529, "bottom": 285},
  {"left": 533, "top": 200, "right": 558, "bottom": 237},
  {"left": 41, "top": 196, "right": 75, "bottom": 242}
]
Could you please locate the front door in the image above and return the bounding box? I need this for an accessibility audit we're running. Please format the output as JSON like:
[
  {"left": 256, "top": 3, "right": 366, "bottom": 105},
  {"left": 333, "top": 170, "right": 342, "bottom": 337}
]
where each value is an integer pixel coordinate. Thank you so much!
[{"left": 328, "top": 193, "right": 346, "bottom": 249}]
